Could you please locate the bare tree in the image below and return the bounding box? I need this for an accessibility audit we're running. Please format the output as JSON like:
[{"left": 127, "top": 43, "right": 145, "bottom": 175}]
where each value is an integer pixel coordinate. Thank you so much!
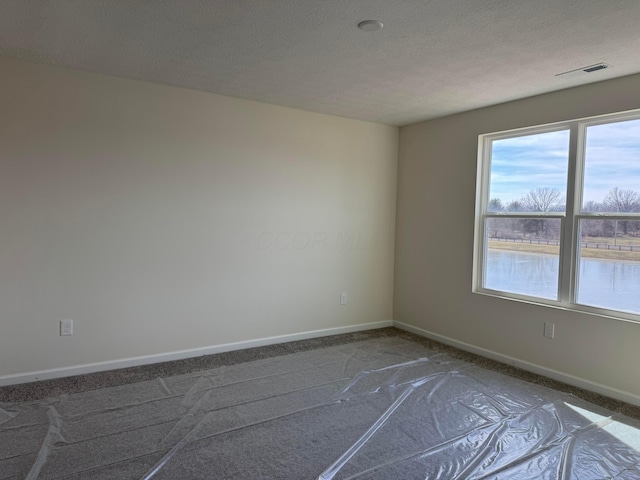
[
  {"left": 520, "top": 188, "right": 563, "bottom": 237},
  {"left": 603, "top": 187, "right": 640, "bottom": 237},
  {"left": 523, "top": 187, "right": 563, "bottom": 212},
  {"left": 603, "top": 187, "right": 640, "bottom": 213},
  {"left": 581, "top": 201, "right": 605, "bottom": 238},
  {"left": 488, "top": 198, "right": 504, "bottom": 212},
  {"left": 583, "top": 200, "right": 603, "bottom": 213},
  {"left": 506, "top": 200, "right": 525, "bottom": 212}
]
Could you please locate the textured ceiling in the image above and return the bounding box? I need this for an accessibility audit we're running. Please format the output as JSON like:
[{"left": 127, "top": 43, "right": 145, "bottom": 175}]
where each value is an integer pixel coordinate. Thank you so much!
[{"left": 2, "top": 1, "right": 640, "bottom": 126}]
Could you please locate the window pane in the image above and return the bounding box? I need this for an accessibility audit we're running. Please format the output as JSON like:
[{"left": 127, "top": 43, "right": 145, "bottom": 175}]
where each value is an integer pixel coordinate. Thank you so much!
[
  {"left": 484, "top": 217, "right": 561, "bottom": 300},
  {"left": 488, "top": 130, "right": 569, "bottom": 213},
  {"left": 583, "top": 119, "right": 640, "bottom": 213},
  {"left": 577, "top": 219, "right": 640, "bottom": 315}
]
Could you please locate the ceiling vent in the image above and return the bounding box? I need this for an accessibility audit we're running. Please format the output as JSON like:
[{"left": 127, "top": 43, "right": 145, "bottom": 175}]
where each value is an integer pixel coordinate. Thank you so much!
[{"left": 556, "top": 63, "right": 610, "bottom": 79}]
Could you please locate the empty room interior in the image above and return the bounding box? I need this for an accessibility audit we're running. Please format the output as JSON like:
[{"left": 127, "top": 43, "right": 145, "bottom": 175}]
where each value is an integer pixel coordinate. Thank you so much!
[{"left": 3, "top": 1, "right": 640, "bottom": 478}]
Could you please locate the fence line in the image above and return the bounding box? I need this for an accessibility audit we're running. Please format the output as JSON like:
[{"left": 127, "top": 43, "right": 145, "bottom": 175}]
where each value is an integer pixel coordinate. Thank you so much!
[{"left": 488, "top": 237, "right": 640, "bottom": 252}]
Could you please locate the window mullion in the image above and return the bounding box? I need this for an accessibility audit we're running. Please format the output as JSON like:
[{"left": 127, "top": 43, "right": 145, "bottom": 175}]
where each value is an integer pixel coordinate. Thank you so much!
[{"left": 558, "top": 123, "right": 580, "bottom": 305}]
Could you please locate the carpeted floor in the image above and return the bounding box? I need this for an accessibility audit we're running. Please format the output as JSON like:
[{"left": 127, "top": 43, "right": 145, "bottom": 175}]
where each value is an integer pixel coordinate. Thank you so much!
[
  {"left": 1, "top": 327, "right": 638, "bottom": 418},
  {"left": 2, "top": 327, "right": 640, "bottom": 479}
]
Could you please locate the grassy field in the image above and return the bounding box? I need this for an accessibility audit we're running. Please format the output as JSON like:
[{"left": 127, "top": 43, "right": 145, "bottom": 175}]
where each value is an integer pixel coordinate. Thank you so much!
[{"left": 488, "top": 240, "right": 640, "bottom": 262}]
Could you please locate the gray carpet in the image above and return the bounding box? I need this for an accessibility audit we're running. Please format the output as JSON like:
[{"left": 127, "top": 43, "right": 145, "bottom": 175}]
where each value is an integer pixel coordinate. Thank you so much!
[
  {"left": 2, "top": 328, "right": 640, "bottom": 479},
  {"left": 1, "top": 328, "right": 638, "bottom": 418}
]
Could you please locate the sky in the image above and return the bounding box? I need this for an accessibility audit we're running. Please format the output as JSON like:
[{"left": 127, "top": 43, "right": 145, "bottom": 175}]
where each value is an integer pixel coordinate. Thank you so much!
[{"left": 489, "top": 118, "right": 640, "bottom": 209}]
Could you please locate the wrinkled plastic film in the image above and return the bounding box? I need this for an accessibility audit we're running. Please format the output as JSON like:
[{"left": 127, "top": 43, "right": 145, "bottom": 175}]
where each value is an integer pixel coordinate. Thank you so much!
[
  {"left": 0, "top": 339, "right": 423, "bottom": 479},
  {"left": 2, "top": 337, "right": 640, "bottom": 479},
  {"left": 316, "top": 367, "right": 640, "bottom": 480}
]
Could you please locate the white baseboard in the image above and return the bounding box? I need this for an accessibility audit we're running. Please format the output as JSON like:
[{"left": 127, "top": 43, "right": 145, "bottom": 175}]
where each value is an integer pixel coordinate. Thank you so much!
[
  {"left": 0, "top": 320, "right": 393, "bottom": 387},
  {"left": 8, "top": 319, "right": 637, "bottom": 408},
  {"left": 393, "top": 320, "right": 640, "bottom": 407}
]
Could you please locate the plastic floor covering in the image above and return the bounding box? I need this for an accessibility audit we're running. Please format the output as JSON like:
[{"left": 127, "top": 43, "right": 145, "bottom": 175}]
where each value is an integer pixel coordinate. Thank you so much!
[{"left": 2, "top": 336, "right": 640, "bottom": 479}]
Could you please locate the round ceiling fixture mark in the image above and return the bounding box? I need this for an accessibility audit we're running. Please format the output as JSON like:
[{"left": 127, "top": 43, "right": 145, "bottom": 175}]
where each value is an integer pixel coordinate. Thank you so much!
[{"left": 358, "top": 20, "right": 383, "bottom": 32}]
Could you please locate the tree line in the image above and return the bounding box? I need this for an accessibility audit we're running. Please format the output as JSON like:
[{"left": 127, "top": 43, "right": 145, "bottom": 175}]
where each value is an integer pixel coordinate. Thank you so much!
[{"left": 488, "top": 187, "right": 640, "bottom": 240}]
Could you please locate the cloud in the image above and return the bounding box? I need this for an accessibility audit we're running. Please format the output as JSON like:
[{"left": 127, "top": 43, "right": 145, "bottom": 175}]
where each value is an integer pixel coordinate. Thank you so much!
[
  {"left": 489, "top": 130, "right": 569, "bottom": 203},
  {"left": 488, "top": 119, "right": 640, "bottom": 204},
  {"left": 583, "top": 119, "right": 640, "bottom": 202}
]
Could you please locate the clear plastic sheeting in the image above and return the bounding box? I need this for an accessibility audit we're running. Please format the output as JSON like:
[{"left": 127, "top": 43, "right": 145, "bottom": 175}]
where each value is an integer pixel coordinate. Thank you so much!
[{"left": 1, "top": 337, "right": 640, "bottom": 479}]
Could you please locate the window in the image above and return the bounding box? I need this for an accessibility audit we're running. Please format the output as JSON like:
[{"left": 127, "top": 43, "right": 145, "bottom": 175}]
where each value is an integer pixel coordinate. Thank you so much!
[{"left": 474, "top": 110, "right": 640, "bottom": 321}]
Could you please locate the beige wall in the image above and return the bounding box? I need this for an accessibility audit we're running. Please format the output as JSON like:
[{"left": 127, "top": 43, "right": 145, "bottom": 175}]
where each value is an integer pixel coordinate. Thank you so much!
[
  {"left": 395, "top": 73, "right": 640, "bottom": 398},
  {"left": 0, "top": 56, "right": 398, "bottom": 377}
]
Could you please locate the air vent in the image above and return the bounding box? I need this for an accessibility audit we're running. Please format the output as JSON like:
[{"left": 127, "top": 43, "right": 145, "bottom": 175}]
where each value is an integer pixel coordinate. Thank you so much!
[{"left": 556, "top": 63, "right": 610, "bottom": 79}]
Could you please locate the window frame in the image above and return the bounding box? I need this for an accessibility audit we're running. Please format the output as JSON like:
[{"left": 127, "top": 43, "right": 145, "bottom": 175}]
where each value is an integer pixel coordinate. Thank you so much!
[{"left": 473, "top": 109, "right": 640, "bottom": 323}]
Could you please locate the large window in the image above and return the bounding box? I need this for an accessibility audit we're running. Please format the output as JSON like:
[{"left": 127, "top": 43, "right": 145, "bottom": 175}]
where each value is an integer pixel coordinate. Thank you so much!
[{"left": 474, "top": 111, "right": 640, "bottom": 321}]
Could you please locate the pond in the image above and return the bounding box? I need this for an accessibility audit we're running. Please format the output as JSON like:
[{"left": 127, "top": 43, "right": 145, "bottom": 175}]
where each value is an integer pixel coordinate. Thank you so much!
[{"left": 485, "top": 250, "right": 640, "bottom": 315}]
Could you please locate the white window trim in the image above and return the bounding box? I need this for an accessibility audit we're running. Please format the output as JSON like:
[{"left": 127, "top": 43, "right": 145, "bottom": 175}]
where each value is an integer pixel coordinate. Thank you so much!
[{"left": 473, "top": 109, "right": 640, "bottom": 324}]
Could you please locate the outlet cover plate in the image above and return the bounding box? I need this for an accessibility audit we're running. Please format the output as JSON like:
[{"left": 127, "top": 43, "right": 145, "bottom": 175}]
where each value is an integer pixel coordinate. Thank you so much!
[
  {"left": 544, "top": 322, "right": 554, "bottom": 339},
  {"left": 61, "top": 319, "right": 73, "bottom": 336}
]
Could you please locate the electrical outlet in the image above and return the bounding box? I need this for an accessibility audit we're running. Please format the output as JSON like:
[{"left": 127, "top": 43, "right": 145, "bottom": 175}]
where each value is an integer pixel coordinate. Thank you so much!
[
  {"left": 60, "top": 319, "right": 73, "bottom": 336},
  {"left": 543, "top": 322, "right": 554, "bottom": 339},
  {"left": 340, "top": 292, "right": 348, "bottom": 305}
]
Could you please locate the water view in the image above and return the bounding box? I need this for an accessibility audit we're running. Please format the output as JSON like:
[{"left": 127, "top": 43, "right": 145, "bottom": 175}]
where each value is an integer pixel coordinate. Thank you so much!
[{"left": 485, "top": 250, "right": 640, "bottom": 314}]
